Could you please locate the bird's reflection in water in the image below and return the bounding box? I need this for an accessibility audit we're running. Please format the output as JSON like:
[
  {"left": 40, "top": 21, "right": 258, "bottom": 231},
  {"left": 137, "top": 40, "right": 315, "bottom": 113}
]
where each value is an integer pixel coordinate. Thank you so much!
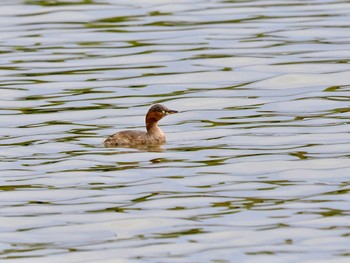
[{"left": 105, "top": 143, "right": 165, "bottom": 153}]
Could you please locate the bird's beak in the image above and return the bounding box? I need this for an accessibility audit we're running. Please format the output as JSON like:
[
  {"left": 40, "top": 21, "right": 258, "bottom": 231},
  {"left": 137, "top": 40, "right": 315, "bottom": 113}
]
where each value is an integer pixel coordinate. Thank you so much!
[{"left": 167, "top": 109, "right": 178, "bottom": 115}]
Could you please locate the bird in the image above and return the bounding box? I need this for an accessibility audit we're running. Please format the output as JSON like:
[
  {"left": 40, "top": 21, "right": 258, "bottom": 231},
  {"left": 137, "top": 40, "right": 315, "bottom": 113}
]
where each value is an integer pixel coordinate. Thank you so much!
[{"left": 104, "top": 104, "right": 178, "bottom": 147}]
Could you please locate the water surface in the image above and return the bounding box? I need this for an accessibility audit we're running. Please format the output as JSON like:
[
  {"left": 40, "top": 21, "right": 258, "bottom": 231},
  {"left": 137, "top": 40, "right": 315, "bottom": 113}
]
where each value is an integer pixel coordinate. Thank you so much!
[{"left": 1, "top": 0, "right": 350, "bottom": 262}]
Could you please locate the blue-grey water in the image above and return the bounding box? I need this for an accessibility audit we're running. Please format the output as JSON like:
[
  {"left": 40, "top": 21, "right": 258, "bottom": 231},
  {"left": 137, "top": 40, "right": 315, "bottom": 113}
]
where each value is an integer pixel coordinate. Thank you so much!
[{"left": 1, "top": 0, "right": 350, "bottom": 262}]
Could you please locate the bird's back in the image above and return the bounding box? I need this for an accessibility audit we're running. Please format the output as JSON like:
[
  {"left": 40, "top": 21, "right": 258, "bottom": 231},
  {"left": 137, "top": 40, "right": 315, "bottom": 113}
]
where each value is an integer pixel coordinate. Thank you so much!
[{"left": 104, "top": 130, "right": 165, "bottom": 147}]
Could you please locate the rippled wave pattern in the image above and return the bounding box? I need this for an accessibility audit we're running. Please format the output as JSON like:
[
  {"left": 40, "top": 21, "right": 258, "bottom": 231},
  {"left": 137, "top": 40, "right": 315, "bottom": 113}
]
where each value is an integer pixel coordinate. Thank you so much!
[{"left": 1, "top": 0, "right": 350, "bottom": 262}]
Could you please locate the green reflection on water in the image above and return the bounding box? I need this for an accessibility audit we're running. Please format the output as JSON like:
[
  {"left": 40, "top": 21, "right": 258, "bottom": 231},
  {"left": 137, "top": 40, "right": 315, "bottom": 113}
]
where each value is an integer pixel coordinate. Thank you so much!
[
  {"left": 148, "top": 11, "right": 172, "bottom": 16},
  {"left": 0, "top": 185, "right": 36, "bottom": 191},
  {"left": 95, "top": 16, "right": 136, "bottom": 24},
  {"left": 25, "top": 0, "right": 95, "bottom": 6},
  {"left": 155, "top": 228, "right": 204, "bottom": 239}
]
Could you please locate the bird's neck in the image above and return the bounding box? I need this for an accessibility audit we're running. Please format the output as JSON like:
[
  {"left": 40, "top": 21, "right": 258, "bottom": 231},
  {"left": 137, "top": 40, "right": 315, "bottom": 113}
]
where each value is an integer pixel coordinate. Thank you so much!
[{"left": 146, "top": 113, "right": 159, "bottom": 133}]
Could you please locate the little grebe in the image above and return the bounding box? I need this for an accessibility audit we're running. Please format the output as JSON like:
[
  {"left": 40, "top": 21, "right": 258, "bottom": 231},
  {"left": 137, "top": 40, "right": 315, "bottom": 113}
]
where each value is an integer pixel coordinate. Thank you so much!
[{"left": 104, "top": 104, "right": 178, "bottom": 147}]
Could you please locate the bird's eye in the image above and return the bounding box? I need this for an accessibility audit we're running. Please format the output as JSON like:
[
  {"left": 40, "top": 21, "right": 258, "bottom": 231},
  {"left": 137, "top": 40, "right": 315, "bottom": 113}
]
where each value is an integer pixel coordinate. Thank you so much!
[{"left": 162, "top": 110, "right": 166, "bottom": 114}]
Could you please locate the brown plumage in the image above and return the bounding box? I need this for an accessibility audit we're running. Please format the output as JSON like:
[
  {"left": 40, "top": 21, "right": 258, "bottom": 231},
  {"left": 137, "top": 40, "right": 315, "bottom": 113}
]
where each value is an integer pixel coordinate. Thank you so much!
[{"left": 104, "top": 104, "right": 178, "bottom": 147}]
